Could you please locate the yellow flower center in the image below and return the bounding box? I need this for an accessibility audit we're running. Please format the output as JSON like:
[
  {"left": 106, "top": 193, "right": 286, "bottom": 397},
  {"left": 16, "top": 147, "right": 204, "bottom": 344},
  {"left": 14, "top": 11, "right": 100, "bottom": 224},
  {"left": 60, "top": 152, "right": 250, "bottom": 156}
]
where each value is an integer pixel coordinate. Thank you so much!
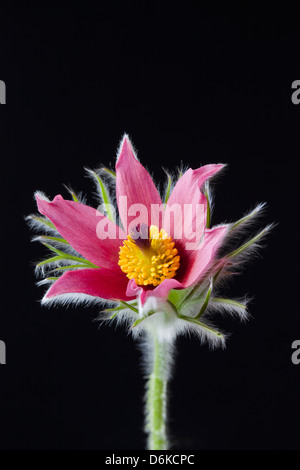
[{"left": 118, "top": 225, "right": 180, "bottom": 286}]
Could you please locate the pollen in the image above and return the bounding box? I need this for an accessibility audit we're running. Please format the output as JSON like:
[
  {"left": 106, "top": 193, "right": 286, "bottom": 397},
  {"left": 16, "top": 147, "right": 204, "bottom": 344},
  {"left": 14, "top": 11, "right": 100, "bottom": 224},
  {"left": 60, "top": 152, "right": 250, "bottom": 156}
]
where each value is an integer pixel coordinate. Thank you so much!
[{"left": 118, "top": 225, "right": 180, "bottom": 287}]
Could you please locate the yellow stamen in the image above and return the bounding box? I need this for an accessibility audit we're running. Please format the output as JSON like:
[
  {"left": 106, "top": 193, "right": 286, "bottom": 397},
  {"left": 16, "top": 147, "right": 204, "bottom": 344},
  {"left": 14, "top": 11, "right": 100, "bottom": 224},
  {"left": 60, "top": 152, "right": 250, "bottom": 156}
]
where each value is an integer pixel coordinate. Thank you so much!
[{"left": 118, "top": 225, "right": 180, "bottom": 286}]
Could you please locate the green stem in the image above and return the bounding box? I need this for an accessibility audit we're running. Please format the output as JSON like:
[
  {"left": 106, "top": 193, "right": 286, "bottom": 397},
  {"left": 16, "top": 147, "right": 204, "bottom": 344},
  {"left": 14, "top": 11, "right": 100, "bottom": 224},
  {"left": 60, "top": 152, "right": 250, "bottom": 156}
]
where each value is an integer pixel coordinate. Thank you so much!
[{"left": 145, "top": 337, "right": 170, "bottom": 450}]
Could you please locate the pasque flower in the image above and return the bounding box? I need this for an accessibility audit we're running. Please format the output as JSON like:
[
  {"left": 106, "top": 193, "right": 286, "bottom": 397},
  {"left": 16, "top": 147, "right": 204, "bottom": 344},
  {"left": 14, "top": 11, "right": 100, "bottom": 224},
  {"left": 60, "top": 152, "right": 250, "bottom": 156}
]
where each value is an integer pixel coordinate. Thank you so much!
[{"left": 27, "top": 135, "right": 271, "bottom": 450}]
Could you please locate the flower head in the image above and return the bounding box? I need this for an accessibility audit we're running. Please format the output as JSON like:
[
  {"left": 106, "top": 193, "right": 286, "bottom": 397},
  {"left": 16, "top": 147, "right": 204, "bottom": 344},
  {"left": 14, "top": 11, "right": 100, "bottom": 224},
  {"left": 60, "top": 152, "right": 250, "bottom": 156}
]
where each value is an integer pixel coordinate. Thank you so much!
[{"left": 27, "top": 135, "right": 271, "bottom": 347}]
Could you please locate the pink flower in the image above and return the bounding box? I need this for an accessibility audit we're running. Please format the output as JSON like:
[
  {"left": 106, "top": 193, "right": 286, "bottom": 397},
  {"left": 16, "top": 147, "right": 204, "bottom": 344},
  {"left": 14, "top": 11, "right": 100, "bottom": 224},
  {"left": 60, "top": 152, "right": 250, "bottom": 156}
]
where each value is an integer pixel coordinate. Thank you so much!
[{"left": 28, "top": 135, "right": 271, "bottom": 345}]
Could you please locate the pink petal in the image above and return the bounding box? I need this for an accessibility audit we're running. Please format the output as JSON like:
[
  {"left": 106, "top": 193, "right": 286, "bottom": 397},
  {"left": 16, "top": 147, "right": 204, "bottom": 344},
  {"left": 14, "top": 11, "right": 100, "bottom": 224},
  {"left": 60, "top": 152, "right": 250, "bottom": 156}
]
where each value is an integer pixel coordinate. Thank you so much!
[
  {"left": 164, "top": 164, "right": 224, "bottom": 248},
  {"left": 116, "top": 135, "right": 163, "bottom": 232},
  {"left": 126, "top": 278, "right": 183, "bottom": 306},
  {"left": 36, "top": 194, "right": 125, "bottom": 270},
  {"left": 44, "top": 268, "right": 134, "bottom": 301},
  {"left": 179, "top": 225, "right": 228, "bottom": 287},
  {"left": 168, "top": 164, "right": 225, "bottom": 210}
]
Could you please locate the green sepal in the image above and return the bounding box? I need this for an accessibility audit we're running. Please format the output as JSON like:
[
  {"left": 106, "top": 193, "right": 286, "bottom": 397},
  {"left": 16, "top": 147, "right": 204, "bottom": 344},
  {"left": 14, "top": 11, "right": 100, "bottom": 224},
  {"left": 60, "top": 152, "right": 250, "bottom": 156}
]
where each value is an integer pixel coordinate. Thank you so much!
[
  {"left": 109, "top": 312, "right": 119, "bottom": 320},
  {"left": 132, "top": 317, "right": 146, "bottom": 328},
  {"left": 104, "top": 301, "right": 138, "bottom": 319},
  {"left": 31, "top": 216, "right": 56, "bottom": 230},
  {"left": 120, "top": 300, "right": 139, "bottom": 313},
  {"left": 38, "top": 243, "right": 99, "bottom": 268},
  {"left": 212, "top": 297, "right": 246, "bottom": 309},
  {"left": 168, "top": 287, "right": 194, "bottom": 310},
  {"left": 168, "top": 280, "right": 212, "bottom": 316},
  {"left": 213, "top": 265, "right": 223, "bottom": 283},
  {"left": 37, "top": 255, "right": 66, "bottom": 267},
  {"left": 102, "top": 167, "right": 116, "bottom": 178},
  {"left": 50, "top": 264, "right": 90, "bottom": 272},
  {"left": 104, "top": 302, "right": 138, "bottom": 313},
  {"left": 163, "top": 171, "right": 172, "bottom": 205},
  {"left": 195, "top": 279, "right": 213, "bottom": 318},
  {"left": 64, "top": 186, "right": 79, "bottom": 202},
  {"left": 230, "top": 204, "right": 265, "bottom": 231},
  {"left": 178, "top": 313, "right": 223, "bottom": 339},
  {"left": 204, "top": 184, "right": 211, "bottom": 228},
  {"left": 39, "top": 235, "right": 69, "bottom": 245},
  {"left": 227, "top": 227, "right": 269, "bottom": 259},
  {"left": 69, "top": 191, "right": 79, "bottom": 202},
  {"left": 86, "top": 169, "right": 114, "bottom": 221},
  {"left": 132, "top": 310, "right": 156, "bottom": 328},
  {"left": 168, "top": 280, "right": 210, "bottom": 311}
]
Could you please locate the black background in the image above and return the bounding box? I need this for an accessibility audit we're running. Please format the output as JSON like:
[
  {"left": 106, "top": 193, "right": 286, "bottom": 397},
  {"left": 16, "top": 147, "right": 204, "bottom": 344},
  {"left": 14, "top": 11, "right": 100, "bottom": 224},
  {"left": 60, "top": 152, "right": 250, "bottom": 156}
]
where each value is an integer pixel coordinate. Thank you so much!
[{"left": 0, "top": 2, "right": 299, "bottom": 450}]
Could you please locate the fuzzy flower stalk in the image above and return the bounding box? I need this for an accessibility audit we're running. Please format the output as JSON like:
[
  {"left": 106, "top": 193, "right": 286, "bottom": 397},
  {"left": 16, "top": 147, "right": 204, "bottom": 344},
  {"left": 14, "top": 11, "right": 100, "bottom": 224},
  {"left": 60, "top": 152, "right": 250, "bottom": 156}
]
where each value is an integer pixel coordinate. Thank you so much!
[{"left": 27, "top": 135, "right": 271, "bottom": 450}]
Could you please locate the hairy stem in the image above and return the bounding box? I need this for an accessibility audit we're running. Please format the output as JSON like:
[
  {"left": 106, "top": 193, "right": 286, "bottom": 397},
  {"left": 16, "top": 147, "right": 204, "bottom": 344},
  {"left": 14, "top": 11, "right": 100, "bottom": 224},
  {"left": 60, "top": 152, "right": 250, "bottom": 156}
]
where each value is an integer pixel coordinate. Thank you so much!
[{"left": 145, "top": 337, "right": 171, "bottom": 450}]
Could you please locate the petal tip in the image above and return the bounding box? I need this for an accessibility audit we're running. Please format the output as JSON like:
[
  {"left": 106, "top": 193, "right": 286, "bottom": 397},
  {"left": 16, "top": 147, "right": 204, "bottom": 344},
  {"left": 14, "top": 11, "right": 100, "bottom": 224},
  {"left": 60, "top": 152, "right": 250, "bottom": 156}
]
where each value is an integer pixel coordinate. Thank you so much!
[
  {"left": 116, "top": 133, "right": 137, "bottom": 166},
  {"left": 35, "top": 193, "right": 64, "bottom": 215},
  {"left": 34, "top": 191, "right": 50, "bottom": 204},
  {"left": 41, "top": 288, "right": 53, "bottom": 303},
  {"left": 126, "top": 278, "right": 142, "bottom": 297}
]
